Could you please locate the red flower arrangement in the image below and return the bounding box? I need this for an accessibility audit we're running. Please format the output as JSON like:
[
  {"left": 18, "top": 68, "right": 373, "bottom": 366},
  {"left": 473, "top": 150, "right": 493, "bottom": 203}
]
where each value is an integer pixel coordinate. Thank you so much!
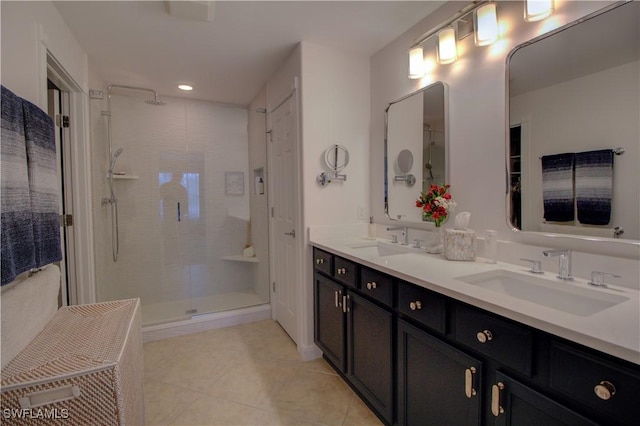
[{"left": 415, "top": 184, "right": 456, "bottom": 227}]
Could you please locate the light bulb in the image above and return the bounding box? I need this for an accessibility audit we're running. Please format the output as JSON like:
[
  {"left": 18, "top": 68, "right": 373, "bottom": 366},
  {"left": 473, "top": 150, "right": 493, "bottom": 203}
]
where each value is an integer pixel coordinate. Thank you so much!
[
  {"left": 475, "top": 3, "right": 498, "bottom": 46},
  {"left": 437, "top": 27, "right": 457, "bottom": 64}
]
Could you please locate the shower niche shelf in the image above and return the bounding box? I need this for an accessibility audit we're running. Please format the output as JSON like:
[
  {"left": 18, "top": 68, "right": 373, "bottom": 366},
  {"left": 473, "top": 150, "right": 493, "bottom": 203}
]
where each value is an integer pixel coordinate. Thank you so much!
[
  {"left": 221, "top": 255, "right": 259, "bottom": 263},
  {"left": 106, "top": 174, "right": 139, "bottom": 180}
]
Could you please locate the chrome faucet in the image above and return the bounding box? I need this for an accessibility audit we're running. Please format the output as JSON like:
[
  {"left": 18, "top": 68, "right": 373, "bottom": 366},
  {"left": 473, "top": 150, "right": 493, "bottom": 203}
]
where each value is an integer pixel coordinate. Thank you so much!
[
  {"left": 542, "top": 249, "right": 573, "bottom": 280},
  {"left": 387, "top": 226, "right": 409, "bottom": 245}
]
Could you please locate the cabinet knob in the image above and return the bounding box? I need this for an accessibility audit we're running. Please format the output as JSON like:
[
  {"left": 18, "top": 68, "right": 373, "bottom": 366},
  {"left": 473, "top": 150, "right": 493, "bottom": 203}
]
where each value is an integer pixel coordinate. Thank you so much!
[
  {"left": 409, "top": 301, "right": 422, "bottom": 311},
  {"left": 366, "top": 281, "right": 377, "bottom": 290},
  {"left": 476, "top": 330, "right": 493, "bottom": 344},
  {"left": 491, "top": 382, "right": 505, "bottom": 417},
  {"left": 594, "top": 381, "right": 616, "bottom": 400},
  {"left": 337, "top": 267, "right": 346, "bottom": 275},
  {"left": 316, "top": 258, "right": 325, "bottom": 265}
]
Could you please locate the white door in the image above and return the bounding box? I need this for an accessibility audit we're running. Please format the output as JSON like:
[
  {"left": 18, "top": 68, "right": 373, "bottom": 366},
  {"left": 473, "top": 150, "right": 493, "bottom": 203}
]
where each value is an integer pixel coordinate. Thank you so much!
[{"left": 268, "top": 93, "right": 299, "bottom": 342}]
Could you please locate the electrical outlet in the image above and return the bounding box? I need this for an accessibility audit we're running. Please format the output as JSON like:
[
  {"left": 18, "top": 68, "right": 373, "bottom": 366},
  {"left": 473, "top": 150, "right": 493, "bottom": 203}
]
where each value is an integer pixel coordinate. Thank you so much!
[{"left": 357, "top": 204, "right": 367, "bottom": 220}]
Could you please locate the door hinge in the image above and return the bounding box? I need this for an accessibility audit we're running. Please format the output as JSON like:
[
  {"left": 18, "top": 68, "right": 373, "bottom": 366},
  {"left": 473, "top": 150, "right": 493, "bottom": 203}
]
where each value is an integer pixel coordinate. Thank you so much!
[
  {"left": 272, "top": 281, "right": 276, "bottom": 292},
  {"left": 271, "top": 207, "right": 274, "bottom": 218},
  {"left": 56, "top": 115, "right": 70, "bottom": 128},
  {"left": 59, "top": 214, "right": 73, "bottom": 227}
]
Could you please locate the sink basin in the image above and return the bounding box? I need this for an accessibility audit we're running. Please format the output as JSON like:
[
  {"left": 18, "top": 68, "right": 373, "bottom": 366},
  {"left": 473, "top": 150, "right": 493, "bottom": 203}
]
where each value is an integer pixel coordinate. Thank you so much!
[
  {"left": 348, "top": 241, "right": 416, "bottom": 257},
  {"left": 456, "top": 270, "right": 629, "bottom": 317}
]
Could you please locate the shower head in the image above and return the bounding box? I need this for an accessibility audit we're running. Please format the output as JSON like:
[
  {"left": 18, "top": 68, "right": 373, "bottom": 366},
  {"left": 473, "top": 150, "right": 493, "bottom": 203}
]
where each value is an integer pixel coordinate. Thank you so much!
[
  {"left": 110, "top": 147, "right": 124, "bottom": 171},
  {"left": 145, "top": 94, "right": 166, "bottom": 106}
]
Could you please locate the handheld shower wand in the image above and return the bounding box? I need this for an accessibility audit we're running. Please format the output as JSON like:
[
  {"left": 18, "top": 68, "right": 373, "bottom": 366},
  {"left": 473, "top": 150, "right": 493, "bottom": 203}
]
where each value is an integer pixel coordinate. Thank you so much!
[{"left": 109, "top": 147, "right": 124, "bottom": 172}]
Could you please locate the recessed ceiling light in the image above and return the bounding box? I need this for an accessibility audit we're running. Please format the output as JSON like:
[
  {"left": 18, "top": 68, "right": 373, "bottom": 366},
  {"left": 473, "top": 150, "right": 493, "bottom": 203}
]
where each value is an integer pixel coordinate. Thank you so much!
[{"left": 178, "top": 84, "right": 193, "bottom": 91}]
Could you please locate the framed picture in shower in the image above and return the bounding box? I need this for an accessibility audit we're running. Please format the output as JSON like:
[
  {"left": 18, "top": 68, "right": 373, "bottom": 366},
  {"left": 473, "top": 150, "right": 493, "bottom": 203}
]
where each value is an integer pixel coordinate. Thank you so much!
[{"left": 225, "top": 171, "right": 244, "bottom": 195}]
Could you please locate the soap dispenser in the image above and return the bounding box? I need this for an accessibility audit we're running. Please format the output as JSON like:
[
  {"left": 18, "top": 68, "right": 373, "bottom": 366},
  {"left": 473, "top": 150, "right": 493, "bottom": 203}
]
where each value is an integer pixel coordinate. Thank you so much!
[{"left": 368, "top": 217, "right": 376, "bottom": 239}]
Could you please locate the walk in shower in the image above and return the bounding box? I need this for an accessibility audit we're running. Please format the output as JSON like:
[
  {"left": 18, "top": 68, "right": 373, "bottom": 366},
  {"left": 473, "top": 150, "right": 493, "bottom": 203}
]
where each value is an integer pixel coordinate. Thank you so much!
[{"left": 90, "top": 86, "right": 269, "bottom": 326}]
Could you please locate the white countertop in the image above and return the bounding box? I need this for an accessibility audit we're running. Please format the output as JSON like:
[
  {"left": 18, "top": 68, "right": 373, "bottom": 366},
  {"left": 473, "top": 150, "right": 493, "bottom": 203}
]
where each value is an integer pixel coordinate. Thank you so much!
[{"left": 310, "top": 234, "right": 640, "bottom": 365}]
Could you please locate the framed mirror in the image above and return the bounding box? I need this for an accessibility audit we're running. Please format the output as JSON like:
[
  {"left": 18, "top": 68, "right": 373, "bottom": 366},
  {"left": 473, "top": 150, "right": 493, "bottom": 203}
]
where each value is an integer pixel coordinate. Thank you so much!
[
  {"left": 507, "top": 1, "right": 639, "bottom": 242},
  {"left": 385, "top": 81, "right": 447, "bottom": 222}
]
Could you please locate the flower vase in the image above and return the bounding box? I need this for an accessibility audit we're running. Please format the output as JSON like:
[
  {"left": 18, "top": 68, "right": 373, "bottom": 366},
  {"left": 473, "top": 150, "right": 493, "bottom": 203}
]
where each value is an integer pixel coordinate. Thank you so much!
[{"left": 427, "top": 224, "right": 444, "bottom": 254}]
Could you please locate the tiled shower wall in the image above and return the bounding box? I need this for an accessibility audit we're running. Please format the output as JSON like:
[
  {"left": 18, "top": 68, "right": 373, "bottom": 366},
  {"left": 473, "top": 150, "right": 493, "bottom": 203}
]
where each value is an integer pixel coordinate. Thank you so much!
[{"left": 90, "top": 93, "right": 264, "bottom": 322}]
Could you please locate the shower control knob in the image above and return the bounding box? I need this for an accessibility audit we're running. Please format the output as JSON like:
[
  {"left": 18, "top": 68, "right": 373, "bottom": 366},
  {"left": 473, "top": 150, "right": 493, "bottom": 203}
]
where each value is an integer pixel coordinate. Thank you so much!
[{"left": 476, "top": 330, "right": 493, "bottom": 344}]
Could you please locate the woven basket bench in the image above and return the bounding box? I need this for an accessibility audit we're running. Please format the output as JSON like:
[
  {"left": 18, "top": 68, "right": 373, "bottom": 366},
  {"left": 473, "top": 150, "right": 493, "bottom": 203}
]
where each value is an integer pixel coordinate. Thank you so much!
[{"left": 1, "top": 299, "right": 143, "bottom": 425}]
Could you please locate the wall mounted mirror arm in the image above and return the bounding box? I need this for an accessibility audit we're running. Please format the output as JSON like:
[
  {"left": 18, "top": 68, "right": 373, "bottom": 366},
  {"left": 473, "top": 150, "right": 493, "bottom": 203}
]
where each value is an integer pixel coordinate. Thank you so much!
[
  {"left": 393, "top": 149, "right": 417, "bottom": 187},
  {"left": 317, "top": 144, "right": 349, "bottom": 187}
]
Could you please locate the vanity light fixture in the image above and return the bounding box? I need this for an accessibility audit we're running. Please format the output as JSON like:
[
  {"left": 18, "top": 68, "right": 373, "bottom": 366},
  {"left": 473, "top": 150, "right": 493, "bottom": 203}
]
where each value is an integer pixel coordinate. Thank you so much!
[
  {"left": 525, "top": 0, "right": 554, "bottom": 22},
  {"left": 474, "top": 2, "right": 498, "bottom": 46},
  {"left": 408, "top": 46, "right": 426, "bottom": 79},
  {"left": 437, "top": 27, "right": 457, "bottom": 65},
  {"left": 407, "top": 1, "right": 503, "bottom": 77},
  {"left": 178, "top": 84, "right": 193, "bottom": 91}
]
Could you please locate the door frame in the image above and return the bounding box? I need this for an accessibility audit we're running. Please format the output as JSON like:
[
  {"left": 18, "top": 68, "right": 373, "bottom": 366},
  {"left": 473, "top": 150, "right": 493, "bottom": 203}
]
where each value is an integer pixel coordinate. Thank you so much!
[
  {"left": 267, "top": 79, "right": 303, "bottom": 342},
  {"left": 46, "top": 52, "right": 96, "bottom": 305}
]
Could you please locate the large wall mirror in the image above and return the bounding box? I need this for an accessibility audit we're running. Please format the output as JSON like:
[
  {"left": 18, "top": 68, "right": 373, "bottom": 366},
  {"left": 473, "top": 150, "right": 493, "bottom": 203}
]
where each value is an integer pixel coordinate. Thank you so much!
[
  {"left": 385, "top": 82, "right": 447, "bottom": 222},
  {"left": 507, "top": 1, "right": 639, "bottom": 242}
]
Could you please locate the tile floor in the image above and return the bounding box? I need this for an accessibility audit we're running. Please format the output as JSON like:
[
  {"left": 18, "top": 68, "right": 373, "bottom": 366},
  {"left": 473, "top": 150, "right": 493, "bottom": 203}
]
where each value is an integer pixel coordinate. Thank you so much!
[{"left": 143, "top": 319, "right": 383, "bottom": 425}]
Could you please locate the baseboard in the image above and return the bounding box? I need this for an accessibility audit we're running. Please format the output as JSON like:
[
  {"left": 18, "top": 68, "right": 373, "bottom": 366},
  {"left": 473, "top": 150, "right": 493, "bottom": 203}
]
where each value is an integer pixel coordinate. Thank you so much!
[
  {"left": 142, "top": 304, "right": 272, "bottom": 342},
  {"left": 298, "top": 342, "right": 323, "bottom": 361}
]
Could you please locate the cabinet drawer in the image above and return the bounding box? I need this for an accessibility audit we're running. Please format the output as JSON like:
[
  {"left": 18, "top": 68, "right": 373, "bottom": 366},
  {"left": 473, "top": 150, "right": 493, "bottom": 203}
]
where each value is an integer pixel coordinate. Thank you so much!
[
  {"left": 454, "top": 304, "right": 533, "bottom": 376},
  {"left": 397, "top": 281, "right": 446, "bottom": 334},
  {"left": 360, "top": 267, "right": 393, "bottom": 307},
  {"left": 334, "top": 256, "right": 358, "bottom": 289},
  {"left": 550, "top": 341, "right": 640, "bottom": 426},
  {"left": 313, "top": 248, "right": 332, "bottom": 275}
]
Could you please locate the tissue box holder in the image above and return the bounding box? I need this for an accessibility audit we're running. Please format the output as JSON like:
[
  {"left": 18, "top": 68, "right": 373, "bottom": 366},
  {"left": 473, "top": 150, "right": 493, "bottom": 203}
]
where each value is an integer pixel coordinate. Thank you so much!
[{"left": 444, "top": 229, "right": 476, "bottom": 261}]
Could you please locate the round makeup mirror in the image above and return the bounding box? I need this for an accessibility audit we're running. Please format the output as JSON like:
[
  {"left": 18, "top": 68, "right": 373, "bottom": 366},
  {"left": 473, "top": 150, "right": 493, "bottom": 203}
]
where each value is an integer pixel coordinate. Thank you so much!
[
  {"left": 397, "top": 149, "right": 414, "bottom": 173},
  {"left": 324, "top": 144, "right": 349, "bottom": 172}
]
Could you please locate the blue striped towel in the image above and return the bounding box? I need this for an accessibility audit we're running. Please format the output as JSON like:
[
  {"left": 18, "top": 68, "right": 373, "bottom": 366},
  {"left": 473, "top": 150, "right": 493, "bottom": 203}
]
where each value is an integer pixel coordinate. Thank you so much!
[
  {"left": 1, "top": 86, "right": 36, "bottom": 285},
  {"left": 575, "top": 149, "right": 614, "bottom": 226},
  {"left": 541, "top": 153, "right": 575, "bottom": 222},
  {"left": 1, "top": 86, "right": 61, "bottom": 286}
]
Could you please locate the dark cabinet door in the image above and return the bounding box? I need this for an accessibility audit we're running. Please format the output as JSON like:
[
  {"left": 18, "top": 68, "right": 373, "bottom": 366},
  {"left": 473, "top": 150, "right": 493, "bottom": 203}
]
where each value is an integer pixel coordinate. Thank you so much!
[
  {"left": 347, "top": 292, "right": 393, "bottom": 424},
  {"left": 493, "top": 371, "right": 599, "bottom": 426},
  {"left": 314, "top": 273, "right": 346, "bottom": 373},
  {"left": 398, "top": 319, "right": 482, "bottom": 426}
]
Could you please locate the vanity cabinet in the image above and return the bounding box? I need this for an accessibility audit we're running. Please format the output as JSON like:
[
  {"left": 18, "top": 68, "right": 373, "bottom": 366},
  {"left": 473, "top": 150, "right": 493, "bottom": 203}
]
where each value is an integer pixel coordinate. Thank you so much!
[
  {"left": 312, "top": 245, "right": 640, "bottom": 426},
  {"left": 313, "top": 248, "right": 394, "bottom": 424},
  {"left": 398, "top": 319, "right": 482, "bottom": 425},
  {"left": 493, "top": 371, "right": 598, "bottom": 426}
]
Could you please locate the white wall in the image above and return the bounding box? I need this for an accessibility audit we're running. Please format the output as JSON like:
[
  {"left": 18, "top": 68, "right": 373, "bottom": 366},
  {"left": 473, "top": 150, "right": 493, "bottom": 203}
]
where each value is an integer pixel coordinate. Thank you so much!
[
  {"left": 511, "top": 61, "right": 639, "bottom": 239},
  {"left": 371, "top": 0, "right": 639, "bottom": 279},
  {"left": 1, "top": 0, "right": 88, "bottom": 109},
  {"left": 1, "top": 1, "right": 96, "bottom": 306},
  {"left": 300, "top": 41, "right": 371, "bottom": 358},
  {"left": 264, "top": 42, "right": 370, "bottom": 358}
]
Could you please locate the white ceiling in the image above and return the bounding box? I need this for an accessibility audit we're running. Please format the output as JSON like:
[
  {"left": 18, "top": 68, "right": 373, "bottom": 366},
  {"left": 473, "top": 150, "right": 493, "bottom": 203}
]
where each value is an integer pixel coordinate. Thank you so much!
[{"left": 54, "top": 1, "right": 446, "bottom": 106}]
